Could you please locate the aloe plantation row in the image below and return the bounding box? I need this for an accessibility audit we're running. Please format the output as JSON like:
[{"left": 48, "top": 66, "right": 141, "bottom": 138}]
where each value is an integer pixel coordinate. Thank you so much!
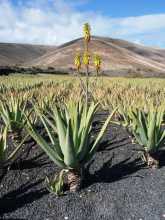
[{"left": 0, "top": 91, "right": 165, "bottom": 195}]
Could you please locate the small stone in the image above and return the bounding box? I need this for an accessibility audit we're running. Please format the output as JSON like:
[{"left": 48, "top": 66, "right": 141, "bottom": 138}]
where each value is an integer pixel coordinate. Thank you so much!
[
  {"left": 64, "top": 217, "right": 68, "bottom": 220},
  {"left": 162, "top": 214, "right": 165, "bottom": 218}
]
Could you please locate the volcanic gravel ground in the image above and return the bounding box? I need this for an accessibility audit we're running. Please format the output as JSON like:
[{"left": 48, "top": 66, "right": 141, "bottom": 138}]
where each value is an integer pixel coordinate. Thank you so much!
[{"left": 0, "top": 113, "right": 165, "bottom": 220}]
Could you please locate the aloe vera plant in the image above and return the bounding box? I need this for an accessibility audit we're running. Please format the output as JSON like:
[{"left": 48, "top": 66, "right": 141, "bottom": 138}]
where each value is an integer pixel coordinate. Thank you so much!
[
  {"left": 45, "top": 170, "right": 66, "bottom": 196},
  {"left": 130, "top": 109, "right": 165, "bottom": 168},
  {"left": 26, "top": 101, "right": 116, "bottom": 192},
  {"left": 0, "top": 95, "right": 29, "bottom": 142},
  {"left": 0, "top": 125, "right": 28, "bottom": 174},
  {"left": 112, "top": 105, "right": 132, "bottom": 128}
]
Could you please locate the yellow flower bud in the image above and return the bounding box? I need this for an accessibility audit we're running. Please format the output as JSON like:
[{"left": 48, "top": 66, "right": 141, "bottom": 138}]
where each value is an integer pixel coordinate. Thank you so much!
[
  {"left": 83, "top": 23, "right": 91, "bottom": 43},
  {"left": 74, "top": 54, "right": 81, "bottom": 71},
  {"left": 94, "top": 54, "right": 101, "bottom": 72},
  {"left": 83, "top": 52, "right": 90, "bottom": 66}
]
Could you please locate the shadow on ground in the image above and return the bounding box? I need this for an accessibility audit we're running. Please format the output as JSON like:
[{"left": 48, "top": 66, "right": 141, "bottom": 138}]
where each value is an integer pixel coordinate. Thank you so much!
[
  {"left": 83, "top": 157, "right": 145, "bottom": 188},
  {"left": 0, "top": 179, "right": 48, "bottom": 216},
  {"left": 98, "top": 137, "right": 131, "bottom": 152},
  {"left": 10, "top": 153, "right": 51, "bottom": 170},
  {"left": 155, "top": 149, "right": 165, "bottom": 167}
]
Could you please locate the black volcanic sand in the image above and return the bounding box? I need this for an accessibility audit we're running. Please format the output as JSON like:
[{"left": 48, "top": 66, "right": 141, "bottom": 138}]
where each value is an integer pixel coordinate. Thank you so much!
[{"left": 1, "top": 112, "right": 165, "bottom": 220}]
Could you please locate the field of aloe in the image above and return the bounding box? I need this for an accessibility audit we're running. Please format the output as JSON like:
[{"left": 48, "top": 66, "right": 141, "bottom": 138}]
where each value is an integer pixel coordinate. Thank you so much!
[
  {"left": 1, "top": 23, "right": 165, "bottom": 220},
  {"left": 1, "top": 76, "right": 165, "bottom": 219},
  {"left": 0, "top": 74, "right": 165, "bottom": 169},
  {"left": 0, "top": 73, "right": 165, "bottom": 178}
]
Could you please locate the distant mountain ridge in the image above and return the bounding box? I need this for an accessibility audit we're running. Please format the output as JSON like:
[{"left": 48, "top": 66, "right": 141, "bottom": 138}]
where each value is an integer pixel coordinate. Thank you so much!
[
  {"left": 0, "top": 37, "right": 165, "bottom": 76},
  {"left": 0, "top": 43, "right": 56, "bottom": 66}
]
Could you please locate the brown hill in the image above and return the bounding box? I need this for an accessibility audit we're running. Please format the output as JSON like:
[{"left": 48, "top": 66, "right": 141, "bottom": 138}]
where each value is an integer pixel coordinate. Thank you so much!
[
  {"left": 29, "top": 36, "right": 165, "bottom": 76},
  {"left": 0, "top": 43, "right": 56, "bottom": 66},
  {"left": 0, "top": 37, "right": 165, "bottom": 76}
]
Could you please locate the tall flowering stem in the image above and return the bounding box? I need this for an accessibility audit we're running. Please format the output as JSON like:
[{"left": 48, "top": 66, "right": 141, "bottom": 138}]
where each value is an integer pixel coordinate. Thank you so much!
[
  {"left": 83, "top": 23, "right": 91, "bottom": 106},
  {"left": 74, "top": 23, "right": 102, "bottom": 104}
]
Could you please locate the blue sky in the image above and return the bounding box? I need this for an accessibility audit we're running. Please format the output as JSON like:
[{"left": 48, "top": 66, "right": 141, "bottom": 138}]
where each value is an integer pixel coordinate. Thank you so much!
[
  {"left": 79, "top": 0, "right": 165, "bottom": 17},
  {"left": 0, "top": 0, "right": 165, "bottom": 48}
]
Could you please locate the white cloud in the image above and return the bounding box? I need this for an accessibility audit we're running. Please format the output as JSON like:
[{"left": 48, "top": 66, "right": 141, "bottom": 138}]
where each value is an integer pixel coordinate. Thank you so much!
[{"left": 0, "top": 0, "right": 165, "bottom": 47}]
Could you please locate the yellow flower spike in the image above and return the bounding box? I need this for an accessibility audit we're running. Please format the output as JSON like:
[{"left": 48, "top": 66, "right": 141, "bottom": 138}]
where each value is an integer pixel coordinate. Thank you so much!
[
  {"left": 83, "top": 23, "right": 91, "bottom": 43},
  {"left": 83, "top": 52, "right": 90, "bottom": 66},
  {"left": 74, "top": 53, "right": 81, "bottom": 72},
  {"left": 94, "top": 54, "right": 101, "bottom": 74}
]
